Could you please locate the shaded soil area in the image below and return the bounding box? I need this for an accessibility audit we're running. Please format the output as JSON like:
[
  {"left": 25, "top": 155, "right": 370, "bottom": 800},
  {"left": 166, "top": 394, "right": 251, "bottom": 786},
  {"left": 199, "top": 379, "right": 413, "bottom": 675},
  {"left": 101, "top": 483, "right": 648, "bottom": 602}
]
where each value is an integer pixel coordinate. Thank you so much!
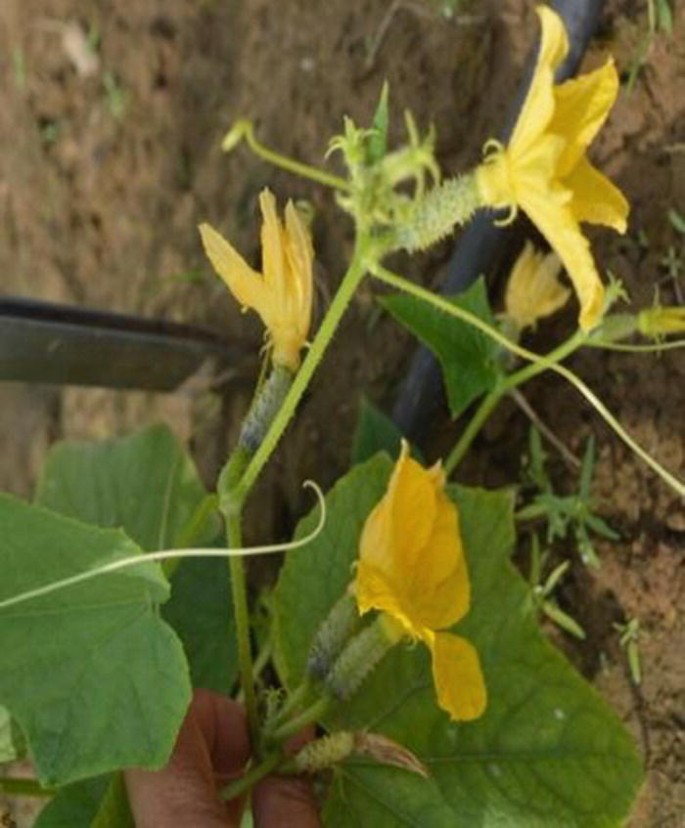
[{"left": 0, "top": 0, "right": 682, "bottom": 824}]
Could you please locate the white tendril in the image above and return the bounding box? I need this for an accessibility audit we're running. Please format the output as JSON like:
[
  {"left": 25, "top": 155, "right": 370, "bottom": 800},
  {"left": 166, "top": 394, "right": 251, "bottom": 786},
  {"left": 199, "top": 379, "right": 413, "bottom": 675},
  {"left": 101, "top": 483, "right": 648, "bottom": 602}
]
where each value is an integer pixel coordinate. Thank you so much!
[{"left": 0, "top": 481, "right": 326, "bottom": 612}]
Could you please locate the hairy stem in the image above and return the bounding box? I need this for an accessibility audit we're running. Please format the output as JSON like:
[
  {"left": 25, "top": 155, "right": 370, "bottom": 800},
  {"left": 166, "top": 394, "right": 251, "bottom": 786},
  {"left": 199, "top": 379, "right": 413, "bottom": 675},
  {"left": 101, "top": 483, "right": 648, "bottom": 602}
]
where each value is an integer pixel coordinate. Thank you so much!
[{"left": 226, "top": 513, "right": 259, "bottom": 742}]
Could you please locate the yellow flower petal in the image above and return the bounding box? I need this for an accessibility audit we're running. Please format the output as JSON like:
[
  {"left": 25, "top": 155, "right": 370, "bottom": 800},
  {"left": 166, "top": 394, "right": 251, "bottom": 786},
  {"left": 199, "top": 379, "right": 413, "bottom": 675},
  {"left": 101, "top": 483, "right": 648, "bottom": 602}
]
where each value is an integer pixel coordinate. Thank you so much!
[
  {"left": 505, "top": 242, "right": 570, "bottom": 331},
  {"left": 259, "top": 189, "right": 285, "bottom": 299},
  {"left": 408, "top": 483, "right": 470, "bottom": 630},
  {"left": 360, "top": 442, "right": 437, "bottom": 579},
  {"left": 509, "top": 6, "right": 568, "bottom": 154},
  {"left": 551, "top": 60, "right": 619, "bottom": 176},
  {"left": 519, "top": 188, "right": 604, "bottom": 330},
  {"left": 199, "top": 222, "right": 268, "bottom": 313},
  {"left": 429, "top": 632, "right": 487, "bottom": 721},
  {"left": 284, "top": 202, "right": 314, "bottom": 339},
  {"left": 355, "top": 444, "right": 486, "bottom": 720},
  {"left": 355, "top": 560, "right": 411, "bottom": 631},
  {"left": 200, "top": 188, "right": 314, "bottom": 371},
  {"left": 564, "top": 156, "right": 628, "bottom": 232},
  {"left": 358, "top": 442, "right": 470, "bottom": 633}
]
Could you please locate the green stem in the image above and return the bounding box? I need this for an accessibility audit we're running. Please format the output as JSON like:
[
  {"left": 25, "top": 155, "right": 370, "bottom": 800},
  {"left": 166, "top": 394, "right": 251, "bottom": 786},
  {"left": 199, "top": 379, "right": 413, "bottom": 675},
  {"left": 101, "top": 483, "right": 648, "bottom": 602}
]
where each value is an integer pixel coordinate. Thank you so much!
[
  {"left": 0, "top": 777, "right": 53, "bottom": 797},
  {"left": 266, "top": 680, "right": 313, "bottom": 734},
  {"left": 220, "top": 751, "right": 283, "bottom": 802},
  {"left": 233, "top": 246, "right": 370, "bottom": 506},
  {"left": 444, "top": 385, "right": 505, "bottom": 475},
  {"left": 503, "top": 331, "right": 586, "bottom": 388},
  {"left": 268, "top": 697, "right": 330, "bottom": 744},
  {"left": 371, "top": 264, "right": 685, "bottom": 497},
  {"left": 226, "top": 513, "right": 259, "bottom": 742},
  {"left": 227, "top": 120, "right": 350, "bottom": 192},
  {"left": 445, "top": 332, "right": 585, "bottom": 475}
]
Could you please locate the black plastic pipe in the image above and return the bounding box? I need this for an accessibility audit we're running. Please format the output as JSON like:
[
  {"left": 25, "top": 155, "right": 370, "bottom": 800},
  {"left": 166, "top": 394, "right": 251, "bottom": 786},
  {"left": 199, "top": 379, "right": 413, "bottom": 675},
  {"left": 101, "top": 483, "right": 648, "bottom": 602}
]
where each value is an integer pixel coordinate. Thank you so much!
[{"left": 0, "top": 297, "right": 247, "bottom": 391}]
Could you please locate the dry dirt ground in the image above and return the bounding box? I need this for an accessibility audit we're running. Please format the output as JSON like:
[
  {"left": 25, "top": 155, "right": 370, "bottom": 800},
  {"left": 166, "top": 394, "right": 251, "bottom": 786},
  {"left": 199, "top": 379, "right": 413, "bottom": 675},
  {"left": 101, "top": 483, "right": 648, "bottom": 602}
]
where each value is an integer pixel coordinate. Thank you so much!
[{"left": 0, "top": 0, "right": 683, "bottom": 825}]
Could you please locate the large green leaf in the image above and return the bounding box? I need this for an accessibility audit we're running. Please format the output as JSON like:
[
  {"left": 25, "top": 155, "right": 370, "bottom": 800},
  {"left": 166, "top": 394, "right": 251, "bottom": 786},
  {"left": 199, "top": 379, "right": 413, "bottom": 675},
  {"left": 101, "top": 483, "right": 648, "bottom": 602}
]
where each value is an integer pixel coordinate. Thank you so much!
[
  {"left": 351, "top": 397, "right": 406, "bottom": 466},
  {"left": 91, "top": 773, "right": 135, "bottom": 828},
  {"left": 35, "top": 423, "right": 217, "bottom": 551},
  {"left": 35, "top": 776, "right": 111, "bottom": 827},
  {"left": 382, "top": 278, "right": 502, "bottom": 418},
  {"left": 272, "top": 457, "right": 643, "bottom": 826},
  {"left": 0, "top": 705, "right": 15, "bottom": 762},
  {"left": 163, "top": 557, "right": 237, "bottom": 694},
  {"left": 35, "top": 772, "right": 135, "bottom": 828},
  {"left": 0, "top": 494, "right": 191, "bottom": 786},
  {"left": 34, "top": 423, "right": 235, "bottom": 693}
]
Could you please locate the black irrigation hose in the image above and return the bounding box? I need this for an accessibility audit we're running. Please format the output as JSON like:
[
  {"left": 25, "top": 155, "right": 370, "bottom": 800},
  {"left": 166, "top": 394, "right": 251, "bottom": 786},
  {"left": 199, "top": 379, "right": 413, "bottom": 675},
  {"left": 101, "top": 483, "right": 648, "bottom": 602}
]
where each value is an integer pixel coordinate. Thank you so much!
[
  {"left": 0, "top": 297, "right": 248, "bottom": 391},
  {"left": 391, "top": 0, "right": 608, "bottom": 443}
]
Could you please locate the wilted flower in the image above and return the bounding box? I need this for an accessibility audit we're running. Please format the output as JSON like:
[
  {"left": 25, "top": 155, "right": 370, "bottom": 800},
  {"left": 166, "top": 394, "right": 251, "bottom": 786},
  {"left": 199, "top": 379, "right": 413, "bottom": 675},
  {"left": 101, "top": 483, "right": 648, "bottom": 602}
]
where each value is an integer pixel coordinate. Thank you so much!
[
  {"left": 504, "top": 241, "right": 570, "bottom": 331},
  {"left": 199, "top": 189, "right": 313, "bottom": 372},
  {"left": 355, "top": 442, "right": 486, "bottom": 721},
  {"left": 476, "top": 6, "right": 629, "bottom": 331}
]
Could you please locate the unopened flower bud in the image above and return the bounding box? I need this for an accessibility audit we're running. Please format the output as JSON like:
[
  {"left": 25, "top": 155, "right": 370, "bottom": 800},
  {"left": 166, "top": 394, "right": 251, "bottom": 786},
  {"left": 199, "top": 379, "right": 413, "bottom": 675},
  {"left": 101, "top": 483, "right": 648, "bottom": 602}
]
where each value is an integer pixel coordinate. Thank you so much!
[{"left": 638, "top": 306, "right": 685, "bottom": 337}]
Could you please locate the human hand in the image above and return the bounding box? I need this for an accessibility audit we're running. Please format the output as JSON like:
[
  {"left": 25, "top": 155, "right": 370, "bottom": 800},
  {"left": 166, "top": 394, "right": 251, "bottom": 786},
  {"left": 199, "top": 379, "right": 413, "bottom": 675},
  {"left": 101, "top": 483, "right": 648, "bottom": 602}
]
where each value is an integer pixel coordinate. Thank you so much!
[{"left": 125, "top": 689, "right": 320, "bottom": 827}]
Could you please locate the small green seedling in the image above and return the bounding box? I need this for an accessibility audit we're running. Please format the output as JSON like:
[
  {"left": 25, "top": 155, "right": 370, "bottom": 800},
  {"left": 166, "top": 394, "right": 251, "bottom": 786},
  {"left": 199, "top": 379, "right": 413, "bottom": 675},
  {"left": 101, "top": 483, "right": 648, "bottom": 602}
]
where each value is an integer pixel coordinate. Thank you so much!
[
  {"left": 518, "top": 429, "right": 619, "bottom": 568},
  {"left": 613, "top": 618, "right": 643, "bottom": 686},
  {"left": 528, "top": 534, "right": 586, "bottom": 639},
  {"left": 12, "top": 46, "right": 27, "bottom": 91},
  {"left": 626, "top": 0, "right": 674, "bottom": 92},
  {"left": 103, "top": 71, "right": 128, "bottom": 120}
]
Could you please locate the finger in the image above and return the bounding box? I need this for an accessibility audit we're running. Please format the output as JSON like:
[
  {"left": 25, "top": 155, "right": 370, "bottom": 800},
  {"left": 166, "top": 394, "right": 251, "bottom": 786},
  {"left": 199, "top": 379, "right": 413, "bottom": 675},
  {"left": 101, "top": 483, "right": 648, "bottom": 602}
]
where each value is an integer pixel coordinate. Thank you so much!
[
  {"left": 253, "top": 774, "right": 321, "bottom": 828},
  {"left": 191, "top": 689, "right": 250, "bottom": 779},
  {"left": 125, "top": 692, "right": 243, "bottom": 828}
]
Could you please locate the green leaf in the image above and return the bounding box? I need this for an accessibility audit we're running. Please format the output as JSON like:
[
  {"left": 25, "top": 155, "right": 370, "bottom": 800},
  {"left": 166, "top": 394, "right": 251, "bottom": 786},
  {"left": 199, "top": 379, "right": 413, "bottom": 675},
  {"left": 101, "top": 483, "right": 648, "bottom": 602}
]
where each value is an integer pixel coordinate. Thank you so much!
[
  {"left": 0, "top": 705, "right": 16, "bottom": 762},
  {"left": 91, "top": 773, "right": 135, "bottom": 828},
  {"left": 273, "top": 458, "right": 643, "bottom": 826},
  {"left": 164, "top": 557, "right": 238, "bottom": 693},
  {"left": 382, "top": 278, "right": 502, "bottom": 418},
  {"left": 33, "top": 423, "right": 234, "bottom": 693},
  {"left": 351, "top": 397, "right": 405, "bottom": 465},
  {"left": 36, "top": 773, "right": 134, "bottom": 828},
  {"left": 35, "top": 423, "right": 217, "bottom": 552},
  {"left": 0, "top": 495, "right": 191, "bottom": 786},
  {"left": 368, "top": 82, "right": 389, "bottom": 164},
  {"left": 35, "top": 776, "right": 111, "bottom": 828}
]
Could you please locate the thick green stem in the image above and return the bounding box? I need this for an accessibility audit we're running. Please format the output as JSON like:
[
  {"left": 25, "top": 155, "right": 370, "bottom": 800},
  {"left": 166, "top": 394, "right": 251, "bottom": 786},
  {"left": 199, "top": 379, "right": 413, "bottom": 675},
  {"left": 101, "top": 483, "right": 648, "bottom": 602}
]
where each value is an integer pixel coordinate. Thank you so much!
[
  {"left": 0, "top": 777, "right": 53, "bottom": 797},
  {"left": 226, "top": 513, "right": 259, "bottom": 742},
  {"left": 232, "top": 248, "right": 370, "bottom": 506},
  {"left": 268, "top": 697, "right": 330, "bottom": 744},
  {"left": 220, "top": 751, "right": 283, "bottom": 802},
  {"left": 217, "top": 243, "right": 372, "bottom": 747}
]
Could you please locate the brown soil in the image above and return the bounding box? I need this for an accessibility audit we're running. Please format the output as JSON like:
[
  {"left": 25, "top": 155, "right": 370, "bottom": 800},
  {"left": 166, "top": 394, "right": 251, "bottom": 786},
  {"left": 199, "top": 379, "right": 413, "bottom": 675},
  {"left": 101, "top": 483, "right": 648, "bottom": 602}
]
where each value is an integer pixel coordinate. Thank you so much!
[{"left": 0, "top": 0, "right": 682, "bottom": 825}]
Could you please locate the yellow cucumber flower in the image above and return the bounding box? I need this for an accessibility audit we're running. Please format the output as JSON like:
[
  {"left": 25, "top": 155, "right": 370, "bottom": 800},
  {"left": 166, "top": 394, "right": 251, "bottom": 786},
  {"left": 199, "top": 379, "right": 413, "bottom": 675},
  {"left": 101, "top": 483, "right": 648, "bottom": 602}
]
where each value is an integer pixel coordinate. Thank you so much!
[
  {"left": 355, "top": 442, "right": 486, "bottom": 721},
  {"left": 505, "top": 241, "right": 570, "bottom": 331},
  {"left": 199, "top": 189, "right": 313, "bottom": 372},
  {"left": 476, "top": 6, "right": 629, "bottom": 331}
]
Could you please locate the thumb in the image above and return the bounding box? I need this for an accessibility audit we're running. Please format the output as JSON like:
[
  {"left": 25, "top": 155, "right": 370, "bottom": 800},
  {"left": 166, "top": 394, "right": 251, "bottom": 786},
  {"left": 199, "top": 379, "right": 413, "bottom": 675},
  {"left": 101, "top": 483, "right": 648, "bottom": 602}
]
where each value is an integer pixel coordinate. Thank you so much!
[{"left": 253, "top": 774, "right": 321, "bottom": 828}]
